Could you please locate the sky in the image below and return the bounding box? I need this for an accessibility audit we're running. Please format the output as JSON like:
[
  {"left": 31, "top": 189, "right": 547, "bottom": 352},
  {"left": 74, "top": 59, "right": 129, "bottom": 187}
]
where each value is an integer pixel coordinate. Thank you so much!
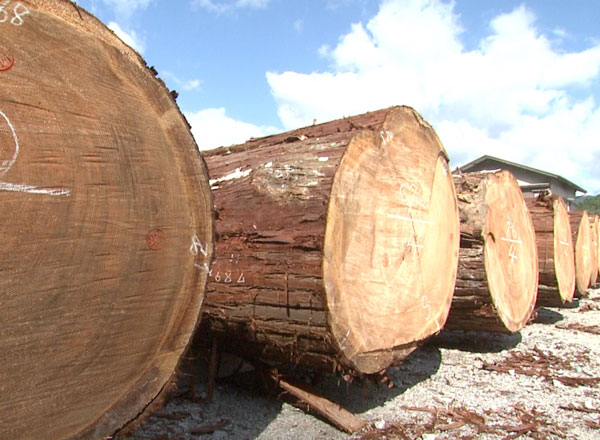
[{"left": 74, "top": 0, "right": 600, "bottom": 195}]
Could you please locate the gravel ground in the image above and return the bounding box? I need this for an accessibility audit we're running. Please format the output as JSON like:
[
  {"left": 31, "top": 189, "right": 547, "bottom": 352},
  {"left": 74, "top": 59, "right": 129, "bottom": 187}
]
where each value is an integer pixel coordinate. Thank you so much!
[{"left": 126, "top": 287, "right": 600, "bottom": 440}]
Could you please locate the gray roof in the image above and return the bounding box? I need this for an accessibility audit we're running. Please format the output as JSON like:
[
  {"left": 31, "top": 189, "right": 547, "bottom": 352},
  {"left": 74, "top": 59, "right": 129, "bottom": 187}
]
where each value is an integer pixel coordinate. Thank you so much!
[{"left": 458, "top": 155, "right": 587, "bottom": 194}]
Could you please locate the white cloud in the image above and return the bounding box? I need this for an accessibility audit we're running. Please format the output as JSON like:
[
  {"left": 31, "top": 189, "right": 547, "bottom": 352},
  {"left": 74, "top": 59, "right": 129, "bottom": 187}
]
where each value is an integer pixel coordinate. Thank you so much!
[
  {"left": 108, "top": 21, "right": 145, "bottom": 54},
  {"left": 185, "top": 108, "right": 279, "bottom": 150},
  {"left": 294, "top": 18, "right": 304, "bottom": 33},
  {"left": 161, "top": 71, "right": 202, "bottom": 91},
  {"left": 553, "top": 27, "right": 569, "bottom": 39},
  {"left": 267, "top": 0, "right": 600, "bottom": 193},
  {"left": 102, "top": 0, "right": 152, "bottom": 19},
  {"left": 191, "top": 0, "right": 270, "bottom": 14}
]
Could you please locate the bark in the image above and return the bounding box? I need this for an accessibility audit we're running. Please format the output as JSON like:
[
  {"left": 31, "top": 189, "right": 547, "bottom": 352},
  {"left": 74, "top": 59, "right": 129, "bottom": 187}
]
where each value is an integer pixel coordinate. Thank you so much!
[
  {"left": 199, "top": 106, "right": 459, "bottom": 376},
  {"left": 268, "top": 369, "right": 368, "bottom": 433},
  {"left": 0, "top": 2, "right": 213, "bottom": 439},
  {"left": 446, "top": 171, "right": 538, "bottom": 332},
  {"left": 569, "top": 211, "right": 592, "bottom": 296},
  {"left": 525, "top": 194, "right": 575, "bottom": 307}
]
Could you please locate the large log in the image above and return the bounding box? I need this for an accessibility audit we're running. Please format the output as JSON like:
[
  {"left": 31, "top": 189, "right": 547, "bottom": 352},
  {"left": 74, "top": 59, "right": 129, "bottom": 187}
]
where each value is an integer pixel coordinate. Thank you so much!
[
  {"left": 569, "top": 211, "right": 592, "bottom": 295},
  {"left": 596, "top": 216, "right": 600, "bottom": 285},
  {"left": 0, "top": 2, "right": 213, "bottom": 439},
  {"left": 525, "top": 194, "right": 575, "bottom": 306},
  {"left": 200, "top": 106, "right": 460, "bottom": 376},
  {"left": 446, "top": 171, "right": 538, "bottom": 332},
  {"left": 590, "top": 215, "right": 599, "bottom": 287}
]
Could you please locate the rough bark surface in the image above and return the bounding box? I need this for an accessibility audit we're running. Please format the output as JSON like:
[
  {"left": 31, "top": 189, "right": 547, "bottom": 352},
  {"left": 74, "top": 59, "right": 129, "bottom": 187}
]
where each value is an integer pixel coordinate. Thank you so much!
[
  {"left": 569, "top": 211, "right": 592, "bottom": 296},
  {"left": 525, "top": 194, "right": 575, "bottom": 307},
  {"left": 0, "top": 2, "right": 213, "bottom": 439},
  {"left": 200, "top": 106, "right": 459, "bottom": 376},
  {"left": 446, "top": 171, "right": 538, "bottom": 332}
]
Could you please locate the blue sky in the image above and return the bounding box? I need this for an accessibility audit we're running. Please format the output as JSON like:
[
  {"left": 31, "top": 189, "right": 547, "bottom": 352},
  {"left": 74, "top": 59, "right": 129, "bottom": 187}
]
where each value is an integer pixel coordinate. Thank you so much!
[{"left": 75, "top": 0, "right": 600, "bottom": 194}]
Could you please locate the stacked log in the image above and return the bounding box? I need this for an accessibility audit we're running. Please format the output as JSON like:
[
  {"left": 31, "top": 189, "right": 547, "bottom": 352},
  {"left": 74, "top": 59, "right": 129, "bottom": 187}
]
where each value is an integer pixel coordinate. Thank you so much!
[
  {"left": 591, "top": 215, "right": 599, "bottom": 287},
  {"left": 0, "top": 2, "right": 213, "bottom": 439},
  {"left": 569, "top": 211, "right": 592, "bottom": 296},
  {"left": 446, "top": 171, "right": 538, "bottom": 332},
  {"left": 525, "top": 194, "right": 575, "bottom": 306},
  {"left": 200, "top": 106, "right": 460, "bottom": 376},
  {"left": 596, "top": 216, "right": 600, "bottom": 285}
]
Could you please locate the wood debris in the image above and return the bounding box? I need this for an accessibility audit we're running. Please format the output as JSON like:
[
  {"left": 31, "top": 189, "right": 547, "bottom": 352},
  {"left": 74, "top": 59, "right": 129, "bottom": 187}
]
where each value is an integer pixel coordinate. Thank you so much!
[
  {"left": 560, "top": 403, "right": 600, "bottom": 414},
  {"left": 579, "top": 302, "right": 600, "bottom": 312},
  {"left": 557, "top": 322, "right": 600, "bottom": 335},
  {"left": 481, "top": 346, "right": 600, "bottom": 387},
  {"left": 586, "top": 418, "right": 600, "bottom": 429},
  {"left": 268, "top": 368, "right": 367, "bottom": 433},
  {"left": 359, "top": 402, "right": 567, "bottom": 439},
  {"left": 492, "top": 404, "right": 566, "bottom": 439}
]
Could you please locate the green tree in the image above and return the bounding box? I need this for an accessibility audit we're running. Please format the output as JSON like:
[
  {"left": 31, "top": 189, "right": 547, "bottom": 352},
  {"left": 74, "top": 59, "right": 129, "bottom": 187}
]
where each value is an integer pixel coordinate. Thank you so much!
[{"left": 576, "top": 195, "right": 600, "bottom": 215}]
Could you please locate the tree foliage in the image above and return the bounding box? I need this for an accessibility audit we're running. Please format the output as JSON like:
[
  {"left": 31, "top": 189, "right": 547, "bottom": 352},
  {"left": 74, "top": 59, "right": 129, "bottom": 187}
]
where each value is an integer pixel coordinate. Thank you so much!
[{"left": 575, "top": 195, "right": 600, "bottom": 215}]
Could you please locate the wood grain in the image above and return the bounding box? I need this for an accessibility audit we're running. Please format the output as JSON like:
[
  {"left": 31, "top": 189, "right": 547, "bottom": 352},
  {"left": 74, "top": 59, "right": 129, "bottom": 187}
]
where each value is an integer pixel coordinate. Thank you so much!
[
  {"left": 569, "top": 211, "right": 592, "bottom": 296},
  {"left": 0, "top": 2, "right": 213, "bottom": 438},
  {"left": 525, "top": 195, "right": 575, "bottom": 306},
  {"left": 447, "top": 171, "right": 538, "bottom": 332}
]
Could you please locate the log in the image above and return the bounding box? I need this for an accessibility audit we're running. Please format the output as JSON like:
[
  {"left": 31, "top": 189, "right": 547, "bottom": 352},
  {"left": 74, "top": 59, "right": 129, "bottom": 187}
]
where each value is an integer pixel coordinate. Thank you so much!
[
  {"left": 596, "top": 216, "right": 600, "bottom": 285},
  {"left": 199, "top": 106, "right": 460, "bottom": 376},
  {"left": 525, "top": 194, "right": 575, "bottom": 306},
  {"left": 569, "top": 211, "right": 592, "bottom": 296},
  {"left": 446, "top": 171, "right": 538, "bottom": 332},
  {"left": 0, "top": 2, "right": 213, "bottom": 439},
  {"left": 590, "top": 215, "right": 599, "bottom": 287}
]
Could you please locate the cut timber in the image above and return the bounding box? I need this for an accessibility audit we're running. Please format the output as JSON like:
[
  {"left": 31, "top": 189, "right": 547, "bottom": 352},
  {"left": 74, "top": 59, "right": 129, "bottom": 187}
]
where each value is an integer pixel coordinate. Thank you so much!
[
  {"left": 569, "top": 211, "right": 592, "bottom": 296},
  {"left": 200, "top": 106, "right": 460, "bottom": 376},
  {"left": 268, "top": 369, "right": 367, "bottom": 433},
  {"left": 0, "top": 2, "right": 213, "bottom": 439},
  {"left": 447, "top": 171, "right": 538, "bottom": 332},
  {"left": 590, "top": 215, "right": 599, "bottom": 287},
  {"left": 525, "top": 194, "right": 575, "bottom": 307},
  {"left": 596, "top": 216, "right": 600, "bottom": 285}
]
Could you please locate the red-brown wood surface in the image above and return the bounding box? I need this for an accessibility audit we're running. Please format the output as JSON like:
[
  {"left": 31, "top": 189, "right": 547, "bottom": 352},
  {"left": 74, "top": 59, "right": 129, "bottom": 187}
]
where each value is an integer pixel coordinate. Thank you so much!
[
  {"left": 525, "top": 194, "right": 575, "bottom": 306},
  {"left": 0, "top": 2, "right": 213, "bottom": 438},
  {"left": 200, "top": 106, "right": 459, "bottom": 375},
  {"left": 447, "top": 171, "right": 538, "bottom": 332}
]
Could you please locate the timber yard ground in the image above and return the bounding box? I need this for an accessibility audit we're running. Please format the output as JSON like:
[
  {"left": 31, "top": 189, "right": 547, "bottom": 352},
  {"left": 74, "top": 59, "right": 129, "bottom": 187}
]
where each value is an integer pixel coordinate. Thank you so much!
[{"left": 128, "top": 287, "right": 600, "bottom": 440}]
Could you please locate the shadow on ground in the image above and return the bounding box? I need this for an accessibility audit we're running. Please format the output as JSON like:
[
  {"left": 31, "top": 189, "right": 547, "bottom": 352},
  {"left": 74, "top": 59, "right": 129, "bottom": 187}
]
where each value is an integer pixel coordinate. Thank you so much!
[
  {"left": 126, "top": 341, "right": 443, "bottom": 439},
  {"left": 532, "top": 307, "right": 565, "bottom": 325},
  {"left": 299, "top": 344, "right": 443, "bottom": 415},
  {"left": 431, "top": 329, "right": 522, "bottom": 353}
]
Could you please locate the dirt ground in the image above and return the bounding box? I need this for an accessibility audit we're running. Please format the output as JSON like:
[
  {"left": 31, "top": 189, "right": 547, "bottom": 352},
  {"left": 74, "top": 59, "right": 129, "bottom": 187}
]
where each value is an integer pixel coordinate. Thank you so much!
[{"left": 126, "top": 287, "right": 600, "bottom": 439}]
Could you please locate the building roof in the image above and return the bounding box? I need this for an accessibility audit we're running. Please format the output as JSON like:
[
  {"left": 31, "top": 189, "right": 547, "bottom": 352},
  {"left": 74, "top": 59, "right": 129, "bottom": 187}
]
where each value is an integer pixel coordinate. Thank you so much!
[{"left": 458, "top": 155, "right": 587, "bottom": 194}]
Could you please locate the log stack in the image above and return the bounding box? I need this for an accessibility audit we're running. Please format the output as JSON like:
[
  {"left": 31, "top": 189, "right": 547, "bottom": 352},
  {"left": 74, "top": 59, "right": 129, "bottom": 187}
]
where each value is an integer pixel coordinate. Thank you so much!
[
  {"left": 590, "top": 215, "right": 599, "bottom": 287},
  {"left": 596, "top": 216, "right": 600, "bottom": 285},
  {"left": 569, "top": 211, "right": 592, "bottom": 296},
  {"left": 447, "top": 171, "right": 538, "bottom": 332},
  {"left": 200, "top": 106, "right": 460, "bottom": 376},
  {"left": 525, "top": 194, "right": 575, "bottom": 306},
  {"left": 0, "top": 2, "right": 213, "bottom": 439}
]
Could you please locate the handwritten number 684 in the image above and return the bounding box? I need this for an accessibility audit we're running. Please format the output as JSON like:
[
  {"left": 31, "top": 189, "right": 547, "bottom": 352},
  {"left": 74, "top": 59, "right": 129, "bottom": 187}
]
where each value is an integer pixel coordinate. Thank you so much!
[{"left": 0, "top": 1, "right": 30, "bottom": 26}]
